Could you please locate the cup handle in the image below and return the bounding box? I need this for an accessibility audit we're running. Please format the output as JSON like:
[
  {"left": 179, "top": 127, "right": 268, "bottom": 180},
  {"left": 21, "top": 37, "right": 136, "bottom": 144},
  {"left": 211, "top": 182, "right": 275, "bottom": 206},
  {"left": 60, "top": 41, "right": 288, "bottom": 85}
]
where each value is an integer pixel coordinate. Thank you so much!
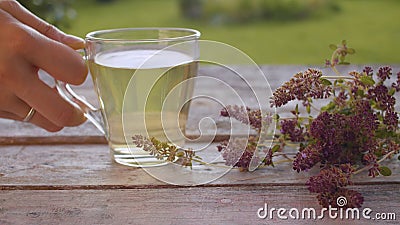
[{"left": 55, "top": 80, "right": 106, "bottom": 135}]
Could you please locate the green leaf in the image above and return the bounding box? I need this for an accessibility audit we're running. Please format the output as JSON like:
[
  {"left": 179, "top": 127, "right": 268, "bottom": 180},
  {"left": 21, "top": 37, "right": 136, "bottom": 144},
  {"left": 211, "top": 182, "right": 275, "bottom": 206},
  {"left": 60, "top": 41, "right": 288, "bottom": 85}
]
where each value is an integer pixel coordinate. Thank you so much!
[
  {"left": 306, "top": 104, "right": 311, "bottom": 114},
  {"left": 375, "top": 150, "right": 383, "bottom": 158},
  {"left": 338, "top": 62, "right": 351, "bottom": 65},
  {"left": 356, "top": 89, "right": 364, "bottom": 97},
  {"left": 340, "top": 55, "right": 345, "bottom": 62},
  {"left": 271, "top": 144, "right": 281, "bottom": 153},
  {"left": 346, "top": 48, "right": 356, "bottom": 54},
  {"left": 379, "top": 166, "right": 392, "bottom": 176},
  {"left": 329, "top": 44, "right": 337, "bottom": 50},
  {"left": 360, "top": 75, "right": 375, "bottom": 86},
  {"left": 340, "top": 107, "right": 352, "bottom": 115},
  {"left": 320, "top": 78, "right": 332, "bottom": 86},
  {"left": 389, "top": 88, "right": 396, "bottom": 96},
  {"left": 321, "top": 102, "right": 336, "bottom": 112},
  {"left": 342, "top": 40, "right": 347, "bottom": 46}
]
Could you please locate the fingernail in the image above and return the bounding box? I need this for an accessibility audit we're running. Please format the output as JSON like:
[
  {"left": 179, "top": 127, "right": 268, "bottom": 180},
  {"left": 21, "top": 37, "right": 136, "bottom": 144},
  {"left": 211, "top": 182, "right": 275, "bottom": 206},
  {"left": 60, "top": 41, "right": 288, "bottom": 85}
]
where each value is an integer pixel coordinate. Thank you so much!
[{"left": 72, "top": 107, "right": 87, "bottom": 126}]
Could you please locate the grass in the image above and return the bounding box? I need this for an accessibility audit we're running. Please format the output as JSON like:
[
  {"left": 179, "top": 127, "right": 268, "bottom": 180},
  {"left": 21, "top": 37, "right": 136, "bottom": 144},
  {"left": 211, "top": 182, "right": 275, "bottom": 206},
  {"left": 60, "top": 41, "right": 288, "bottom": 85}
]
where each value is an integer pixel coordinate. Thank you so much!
[{"left": 66, "top": 0, "right": 400, "bottom": 65}]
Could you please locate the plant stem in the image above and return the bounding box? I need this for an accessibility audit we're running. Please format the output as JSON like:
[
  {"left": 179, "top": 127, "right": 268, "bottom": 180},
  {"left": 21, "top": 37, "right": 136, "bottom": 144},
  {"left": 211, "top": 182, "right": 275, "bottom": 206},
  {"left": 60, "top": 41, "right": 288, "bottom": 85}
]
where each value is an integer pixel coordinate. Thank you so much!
[
  {"left": 280, "top": 117, "right": 313, "bottom": 120},
  {"left": 321, "top": 76, "right": 354, "bottom": 80},
  {"left": 353, "top": 150, "right": 397, "bottom": 175},
  {"left": 274, "top": 153, "right": 297, "bottom": 156}
]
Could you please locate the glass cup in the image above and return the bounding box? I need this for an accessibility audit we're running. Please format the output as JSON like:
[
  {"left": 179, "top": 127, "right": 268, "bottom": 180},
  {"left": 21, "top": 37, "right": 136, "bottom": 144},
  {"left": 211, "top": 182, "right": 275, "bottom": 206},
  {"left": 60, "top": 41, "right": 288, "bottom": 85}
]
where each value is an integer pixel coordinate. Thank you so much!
[{"left": 56, "top": 28, "right": 200, "bottom": 167}]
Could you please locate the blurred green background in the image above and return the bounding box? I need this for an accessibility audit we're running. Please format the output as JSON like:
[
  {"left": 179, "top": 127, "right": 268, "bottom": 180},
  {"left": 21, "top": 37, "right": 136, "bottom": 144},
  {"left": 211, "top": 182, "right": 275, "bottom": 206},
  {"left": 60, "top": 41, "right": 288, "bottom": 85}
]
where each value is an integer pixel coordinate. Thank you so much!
[{"left": 20, "top": 0, "right": 400, "bottom": 65}]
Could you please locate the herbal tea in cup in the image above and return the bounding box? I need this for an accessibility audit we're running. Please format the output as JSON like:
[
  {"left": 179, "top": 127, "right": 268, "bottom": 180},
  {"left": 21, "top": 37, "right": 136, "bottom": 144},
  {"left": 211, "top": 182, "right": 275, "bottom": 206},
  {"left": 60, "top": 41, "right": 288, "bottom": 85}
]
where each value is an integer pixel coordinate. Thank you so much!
[{"left": 56, "top": 28, "right": 200, "bottom": 167}]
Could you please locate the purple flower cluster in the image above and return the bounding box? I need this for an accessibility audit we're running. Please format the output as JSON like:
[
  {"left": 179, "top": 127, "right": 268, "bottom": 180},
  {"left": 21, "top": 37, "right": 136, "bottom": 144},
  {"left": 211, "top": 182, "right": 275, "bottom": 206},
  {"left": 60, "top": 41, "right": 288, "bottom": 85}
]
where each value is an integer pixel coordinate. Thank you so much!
[
  {"left": 298, "top": 105, "right": 377, "bottom": 167},
  {"left": 132, "top": 134, "right": 158, "bottom": 158},
  {"left": 307, "top": 164, "right": 353, "bottom": 193},
  {"left": 383, "top": 110, "right": 399, "bottom": 131},
  {"left": 318, "top": 188, "right": 364, "bottom": 209},
  {"left": 270, "top": 68, "right": 332, "bottom": 107},
  {"left": 391, "top": 72, "right": 400, "bottom": 91},
  {"left": 307, "top": 164, "right": 363, "bottom": 208},
  {"left": 280, "top": 119, "right": 306, "bottom": 142},
  {"left": 377, "top": 66, "right": 392, "bottom": 81},
  {"left": 363, "top": 66, "right": 373, "bottom": 76},
  {"left": 219, "top": 105, "right": 275, "bottom": 170},
  {"left": 325, "top": 59, "right": 339, "bottom": 67},
  {"left": 367, "top": 140, "right": 400, "bottom": 174},
  {"left": 368, "top": 85, "right": 395, "bottom": 111},
  {"left": 217, "top": 136, "right": 259, "bottom": 171},
  {"left": 348, "top": 71, "right": 367, "bottom": 94},
  {"left": 292, "top": 143, "right": 321, "bottom": 172},
  {"left": 333, "top": 91, "right": 347, "bottom": 107},
  {"left": 262, "top": 146, "right": 274, "bottom": 166},
  {"left": 220, "top": 105, "right": 262, "bottom": 130},
  {"left": 364, "top": 67, "right": 399, "bottom": 131}
]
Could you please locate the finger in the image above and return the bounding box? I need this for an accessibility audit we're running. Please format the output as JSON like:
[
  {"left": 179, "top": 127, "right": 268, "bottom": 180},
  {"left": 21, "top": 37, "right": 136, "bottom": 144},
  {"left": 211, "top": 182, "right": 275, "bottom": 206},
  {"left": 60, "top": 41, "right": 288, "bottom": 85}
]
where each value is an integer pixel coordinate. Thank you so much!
[
  {"left": 23, "top": 80, "right": 86, "bottom": 127},
  {"left": 0, "top": 111, "right": 19, "bottom": 121},
  {"left": 8, "top": 62, "right": 86, "bottom": 127},
  {"left": 0, "top": 109, "right": 63, "bottom": 132},
  {"left": 0, "top": 0, "right": 84, "bottom": 49},
  {"left": 14, "top": 23, "right": 88, "bottom": 85},
  {"left": 0, "top": 89, "right": 64, "bottom": 132},
  {"left": 0, "top": 9, "right": 87, "bottom": 85},
  {"left": 22, "top": 109, "right": 63, "bottom": 132},
  {"left": 8, "top": 96, "right": 62, "bottom": 131}
]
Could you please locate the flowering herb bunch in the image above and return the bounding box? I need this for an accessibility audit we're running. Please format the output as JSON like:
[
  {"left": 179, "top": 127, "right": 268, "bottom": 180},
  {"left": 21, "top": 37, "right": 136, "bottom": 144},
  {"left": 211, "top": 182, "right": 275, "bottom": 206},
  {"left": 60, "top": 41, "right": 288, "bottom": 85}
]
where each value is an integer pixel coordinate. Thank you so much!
[
  {"left": 131, "top": 40, "right": 399, "bottom": 208},
  {"left": 217, "top": 40, "right": 400, "bottom": 208}
]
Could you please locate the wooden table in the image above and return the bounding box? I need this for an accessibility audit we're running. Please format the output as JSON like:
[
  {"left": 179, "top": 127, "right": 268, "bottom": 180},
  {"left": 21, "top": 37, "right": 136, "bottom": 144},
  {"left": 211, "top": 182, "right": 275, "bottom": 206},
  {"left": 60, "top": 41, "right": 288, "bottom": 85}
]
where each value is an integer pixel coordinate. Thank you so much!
[{"left": 0, "top": 65, "right": 399, "bottom": 225}]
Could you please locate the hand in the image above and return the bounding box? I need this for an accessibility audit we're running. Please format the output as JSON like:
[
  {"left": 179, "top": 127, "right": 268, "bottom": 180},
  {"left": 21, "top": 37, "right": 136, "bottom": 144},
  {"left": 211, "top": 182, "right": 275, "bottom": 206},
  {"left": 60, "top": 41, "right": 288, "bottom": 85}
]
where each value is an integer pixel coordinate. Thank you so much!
[{"left": 0, "top": 0, "right": 88, "bottom": 132}]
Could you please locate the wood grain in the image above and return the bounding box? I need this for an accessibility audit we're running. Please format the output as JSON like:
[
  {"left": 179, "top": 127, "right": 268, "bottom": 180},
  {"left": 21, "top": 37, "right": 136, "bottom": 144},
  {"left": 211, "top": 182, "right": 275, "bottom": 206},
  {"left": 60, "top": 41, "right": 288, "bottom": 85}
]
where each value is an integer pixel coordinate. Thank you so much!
[
  {"left": 0, "top": 185, "right": 398, "bottom": 225},
  {"left": 0, "top": 144, "right": 398, "bottom": 187}
]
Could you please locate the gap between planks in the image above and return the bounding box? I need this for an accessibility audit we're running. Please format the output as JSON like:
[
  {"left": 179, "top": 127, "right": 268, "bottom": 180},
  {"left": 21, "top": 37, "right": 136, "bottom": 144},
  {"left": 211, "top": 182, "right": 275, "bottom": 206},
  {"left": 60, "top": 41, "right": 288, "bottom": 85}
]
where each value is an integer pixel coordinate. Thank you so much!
[
  {"left": 1, "top": 182, "right": 399, "bottom": 191},
  {"left": 0, "top": 135, "right": 238, "bottom": 145}
]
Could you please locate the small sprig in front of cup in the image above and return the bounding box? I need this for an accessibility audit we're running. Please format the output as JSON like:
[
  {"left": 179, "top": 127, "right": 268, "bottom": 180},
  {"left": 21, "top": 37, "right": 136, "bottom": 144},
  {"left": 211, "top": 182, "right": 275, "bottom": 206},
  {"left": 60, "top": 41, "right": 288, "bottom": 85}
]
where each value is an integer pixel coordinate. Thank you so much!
[{"left": 131, "top": 134, "right": 202, "bottom": 168}]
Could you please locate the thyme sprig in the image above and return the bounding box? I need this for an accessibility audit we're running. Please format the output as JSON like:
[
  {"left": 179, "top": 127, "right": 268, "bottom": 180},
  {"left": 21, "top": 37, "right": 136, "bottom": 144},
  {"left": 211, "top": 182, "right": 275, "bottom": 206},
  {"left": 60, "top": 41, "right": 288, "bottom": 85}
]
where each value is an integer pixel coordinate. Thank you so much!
[{"left": 131, "top": 134, "right": 202, "bottom": 168}]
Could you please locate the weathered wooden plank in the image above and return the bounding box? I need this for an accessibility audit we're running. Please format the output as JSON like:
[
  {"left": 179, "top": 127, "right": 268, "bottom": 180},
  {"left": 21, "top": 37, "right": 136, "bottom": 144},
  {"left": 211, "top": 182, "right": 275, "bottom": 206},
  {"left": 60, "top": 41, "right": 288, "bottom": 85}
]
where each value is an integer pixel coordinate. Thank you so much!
[
  {"left": 0, "top": 144, "right": 398, "bottom": 187},
  {"left": 0, "top": 185, "right": 398, "bottom": 225}
]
